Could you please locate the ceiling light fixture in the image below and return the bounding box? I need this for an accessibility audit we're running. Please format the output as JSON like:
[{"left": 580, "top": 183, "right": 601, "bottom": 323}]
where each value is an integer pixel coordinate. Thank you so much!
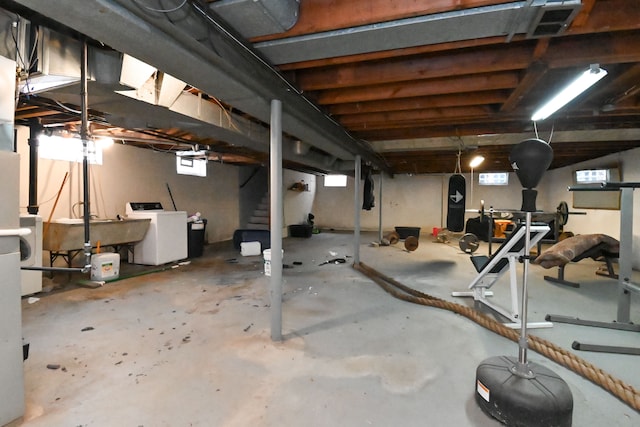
[
  {"left": 469, "top": 155, "right": 485, "bottom": 207},
  {"left": 469, "top": 155, "right": 485, "bottom": 168},
  {"left": 531, "top": 64, "right": 607, "bottom": 122}
]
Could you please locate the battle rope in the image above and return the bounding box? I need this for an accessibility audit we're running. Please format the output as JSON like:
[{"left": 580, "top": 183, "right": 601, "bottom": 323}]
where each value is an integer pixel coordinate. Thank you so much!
[{"left": 353, "top": 262, "right": 640, "bottom": 412}]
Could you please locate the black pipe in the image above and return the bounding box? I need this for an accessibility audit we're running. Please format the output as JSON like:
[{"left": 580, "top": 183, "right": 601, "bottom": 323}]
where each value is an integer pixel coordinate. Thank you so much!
[
  {"left": 80, "top": 38, "right": 91, "bottom": 268},
  {"left": 27, "top": 118, "right": 42, "bottom": 215},
  {"left": 21, "top": 266, "right": 87, "bottom": 273}
]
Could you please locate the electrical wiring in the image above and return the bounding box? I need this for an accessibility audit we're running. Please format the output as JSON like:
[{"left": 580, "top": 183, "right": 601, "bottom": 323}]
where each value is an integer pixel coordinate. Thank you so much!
[{"left": 132, "top": 0, "right": 188, "bottom": 14}]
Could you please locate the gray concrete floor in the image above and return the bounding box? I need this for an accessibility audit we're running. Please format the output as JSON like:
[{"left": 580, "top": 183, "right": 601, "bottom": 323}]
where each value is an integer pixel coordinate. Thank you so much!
[{"left": 12, "top": 231, "right": 640, "bottom": 426}]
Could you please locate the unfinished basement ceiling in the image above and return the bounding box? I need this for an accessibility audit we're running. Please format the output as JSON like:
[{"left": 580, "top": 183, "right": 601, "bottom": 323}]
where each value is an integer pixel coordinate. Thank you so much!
[{"left": 6, "top": 0, "right": 640, "bottom": 175}]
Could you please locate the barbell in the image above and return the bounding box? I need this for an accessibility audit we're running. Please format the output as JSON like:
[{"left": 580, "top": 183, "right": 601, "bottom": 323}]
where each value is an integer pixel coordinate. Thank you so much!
[{"left": 465, "top": 200, "right": 585, "bottom": 225}]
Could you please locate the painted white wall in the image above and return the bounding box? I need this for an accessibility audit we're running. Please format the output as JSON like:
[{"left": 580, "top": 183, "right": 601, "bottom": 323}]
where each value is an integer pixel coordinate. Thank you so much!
[
  {"left": 541, "top": 147, "right": 640, "bottom": 269},
  {"left": 313, "top": 174, "right": 443, "bottom": 234},
  {"left": 16, "top": 126, "right": 240, "bottom": 244},
  {"left": 313, "top": 171, "right": 537, "bottom": 234},
  {"left": 18, "top": 121, "right": 638, "bottom": 268},
  {"left": 313, "top": 147, "right": 640, "bottom": 269},
  {"left": 283, "top": 170, "right": 316, "bottom": 227}
]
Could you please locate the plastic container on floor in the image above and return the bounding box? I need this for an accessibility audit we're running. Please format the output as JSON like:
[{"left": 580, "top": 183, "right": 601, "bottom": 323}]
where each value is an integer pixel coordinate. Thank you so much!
[
  {"left": 241, "top": 241, "right": 261, "bottom": 256},
  {"left": 91, "top": 253, "right": 120, "bottom": 281}
]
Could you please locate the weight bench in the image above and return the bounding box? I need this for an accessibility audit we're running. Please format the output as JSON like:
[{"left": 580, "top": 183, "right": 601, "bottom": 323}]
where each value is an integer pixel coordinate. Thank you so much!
[
  {"left": 452, "top": 223, "right": 552, "bottom": 328},
  {"left": 534, "top": 234, "right": 619, "bottom": 288}
]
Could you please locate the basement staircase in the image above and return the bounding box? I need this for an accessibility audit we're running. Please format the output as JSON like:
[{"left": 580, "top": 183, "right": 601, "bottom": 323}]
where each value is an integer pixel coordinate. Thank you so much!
[{"left": 246, "top": 194, "right": 269, "bottom": 230}]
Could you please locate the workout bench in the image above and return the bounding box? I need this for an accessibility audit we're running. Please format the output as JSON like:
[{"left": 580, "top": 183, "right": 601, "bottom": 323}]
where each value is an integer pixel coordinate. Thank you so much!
[
  {"left": 452, "top": 223, "right": 552, "bottom": 329},
  {"left": 534, "top": 234, "right": 620, "bottom": 288}
]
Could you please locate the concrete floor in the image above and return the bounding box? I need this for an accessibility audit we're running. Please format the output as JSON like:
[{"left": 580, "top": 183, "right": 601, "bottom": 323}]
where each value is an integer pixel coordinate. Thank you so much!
[{"left": 12, "top": 231, "right": 640, "bottom": 426}]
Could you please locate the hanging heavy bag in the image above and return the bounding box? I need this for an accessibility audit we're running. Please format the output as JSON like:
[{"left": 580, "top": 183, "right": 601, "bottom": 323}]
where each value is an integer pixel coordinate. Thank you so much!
[
  {"left": 362, "top": 168, "right": 375, "bottom": 210},
  {"left": 446, "top": 173, "right": 466, "bottom": 232}
]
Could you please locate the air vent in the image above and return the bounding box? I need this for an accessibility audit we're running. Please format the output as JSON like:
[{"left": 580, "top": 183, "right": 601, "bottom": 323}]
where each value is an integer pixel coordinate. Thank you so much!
[{"left": 527, "top": 1, "right": 582, "bottom": 38}]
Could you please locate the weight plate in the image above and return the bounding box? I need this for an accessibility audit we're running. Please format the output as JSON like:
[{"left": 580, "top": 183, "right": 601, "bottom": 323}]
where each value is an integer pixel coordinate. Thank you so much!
[
  {"left": 385, "top": 231, "right": 400, "bottom": 245},
  {"left": 557, "top": 201, "right": 569, "bottom": 226},
  {"left": 459, "top": 233, "right": 480, "bottom": 253},
  {"left": 404, "top": 236, "right": 419, "bottom": 252}
]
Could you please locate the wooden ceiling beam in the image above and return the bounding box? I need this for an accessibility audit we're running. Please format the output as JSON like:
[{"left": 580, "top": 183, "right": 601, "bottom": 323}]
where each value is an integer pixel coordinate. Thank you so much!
[
  {"left": 296, "top": 31, "right": 640, "bottom": 94},
  {"left": 329, "top": 90, "right": 510, "bottom": 115},
  {"left": 545, "top": 31, "right": 640, "bottom": 69},
  {"left": 296, "top": 44, "right": 534, "bottom": 91},
  {"left": 355, "top": 113, "right": 640, "bottom": 141},
  {"left": 316, "top": 71, "right": 520, "bottom": 104},
  {"left": 501, "top": 61, "right": 548, "bottom": 113},
  {"left": 569, "top": 0, "right": 596, "bottom": 28},
  {"left": 501, "top": 38, "right": 550, "bottom": 113},
  {"left": 15, "top": 109, "right": 68, "bottom": 120},
  {"left": 380, "top": 140, "right": 640, "bottom": 174},
  {"left": 339, "top": 106, "right": 495, "bottom": 128},
  {"left": 589, "top": 63, "right": 640, "bottom": 107},
  {"left": 279, "top": 35, "right": 515, "bottom": 71},
  {"left": 567, "top": 0, "right": 639, "bottom": 33}
]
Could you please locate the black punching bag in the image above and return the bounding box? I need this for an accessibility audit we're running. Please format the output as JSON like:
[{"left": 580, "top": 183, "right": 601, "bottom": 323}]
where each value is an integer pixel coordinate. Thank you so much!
[
  {"left": 446, "top": 174, "right": 466, "bottom": 232},
  {"left": 509, "top": 139, "right": 553, "bottom": 212},
  {"left": 476, "top": 137, "right": 572, "bottom": 427},
  {"left": 362, "top": 168, "right": 375, "bottom": 210}
]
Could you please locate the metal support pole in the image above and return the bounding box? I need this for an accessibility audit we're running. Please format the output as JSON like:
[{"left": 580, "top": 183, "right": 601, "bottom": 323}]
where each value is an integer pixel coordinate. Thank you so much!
[
  {"left": 269, "top": 99, "right": 283, "bottom": 342},
  {"left": 353, "top": 155, "right": 361, "bottom": 264},
  {"left": 518, "top": 212, "right": 531, "bottom": 364},
  {"left": 378, "top": 173, "right": 383, "bottom": 243},
  {"left": 617, "top": 187, "right": 634, "bottom": 323},
  {"left": 80, "top": 39, "right": 91, "bottom": 270}
]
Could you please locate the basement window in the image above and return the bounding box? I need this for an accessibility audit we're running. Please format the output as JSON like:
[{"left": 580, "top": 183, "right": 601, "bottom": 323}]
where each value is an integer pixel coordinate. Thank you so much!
[
  {"left": 176, "top": 154, "right": 207, "bottom": 177},
  {"left": 38, "top": 134, "right": 103, "bottom": 165},
  {"left": 478, "top": 172, "right": 509, "bottom": 186},
  {"left": 324, "top": 174, "right": 347, "bottom": 187},
  {"left": 574, "top": 168, "right": 611, "bottom": 184}
]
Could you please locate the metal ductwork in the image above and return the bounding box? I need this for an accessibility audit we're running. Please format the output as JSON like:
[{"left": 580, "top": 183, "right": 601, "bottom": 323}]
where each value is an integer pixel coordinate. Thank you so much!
[
  {"left": 525, "top": 1, "right": 582, "bottom": 38},
  {"left": 254, "top": 0, "right": 582, "bottom": 64},
  {"left": 8, "top": 0, "right": 385, "bottom": 173},
  {"left": 210, "top": 0, "right": 299, "bottom": 38},
  {"left": 2, "top": 22, "right": 344, "bottom": 173}
]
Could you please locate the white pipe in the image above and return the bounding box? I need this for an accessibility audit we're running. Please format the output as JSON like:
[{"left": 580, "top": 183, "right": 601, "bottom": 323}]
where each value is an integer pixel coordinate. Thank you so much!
[{"left": 0, "top": 228, "right": 31, "bottom": 237}]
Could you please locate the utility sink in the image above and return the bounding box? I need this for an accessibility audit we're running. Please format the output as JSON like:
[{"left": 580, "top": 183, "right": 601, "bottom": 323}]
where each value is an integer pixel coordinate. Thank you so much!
[{"left": 43, "top": 218, "right": 151, "bottom": 252}]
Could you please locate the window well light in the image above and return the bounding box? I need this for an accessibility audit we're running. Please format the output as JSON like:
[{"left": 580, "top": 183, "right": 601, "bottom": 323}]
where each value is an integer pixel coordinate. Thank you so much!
[{"left": 531, "top": 64, "right": 607, "bottom": 122}]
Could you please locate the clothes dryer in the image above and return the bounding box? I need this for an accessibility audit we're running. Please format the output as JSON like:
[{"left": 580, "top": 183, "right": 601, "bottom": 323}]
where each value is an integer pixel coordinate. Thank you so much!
[{"left": 125, "top": 202, "right": 187, "bottom": 265}]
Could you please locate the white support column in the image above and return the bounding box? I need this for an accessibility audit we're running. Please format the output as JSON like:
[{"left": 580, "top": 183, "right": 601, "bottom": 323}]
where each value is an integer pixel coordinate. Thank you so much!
[
  {"left": 269, "top": 99, "right": 283, "bottom": 341},
  {"left": 353, "top": 155, "right": 361, "bottom": 264}
]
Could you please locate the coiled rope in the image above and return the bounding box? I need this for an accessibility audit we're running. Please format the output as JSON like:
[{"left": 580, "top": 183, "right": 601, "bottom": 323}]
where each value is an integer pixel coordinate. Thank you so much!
[{"left": 353, "top": 261, "right": 640, "bottom": 411}]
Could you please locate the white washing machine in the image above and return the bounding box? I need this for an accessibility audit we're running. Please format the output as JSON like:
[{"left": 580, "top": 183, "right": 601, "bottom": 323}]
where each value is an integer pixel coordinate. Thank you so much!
[
  {"left": 19, "top": 215, "right": 42, "bottom": 296},
  {"left": 126, "top": 202, "right": 187, "bottom": 266}
]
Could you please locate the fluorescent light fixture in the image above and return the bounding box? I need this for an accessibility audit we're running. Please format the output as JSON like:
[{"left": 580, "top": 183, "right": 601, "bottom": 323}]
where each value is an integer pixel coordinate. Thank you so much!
[
  {"left": 469, "top": 155, "right": 485, "bottom": 168},
  {"left": 531, "top": 64, "right": 607, "bottom": 121}
]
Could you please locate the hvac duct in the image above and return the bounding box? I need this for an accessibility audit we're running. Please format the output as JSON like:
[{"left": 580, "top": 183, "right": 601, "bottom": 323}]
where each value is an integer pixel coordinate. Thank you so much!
[{"left": 210, "top": 0, "right": 300, "bottom": 38}]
